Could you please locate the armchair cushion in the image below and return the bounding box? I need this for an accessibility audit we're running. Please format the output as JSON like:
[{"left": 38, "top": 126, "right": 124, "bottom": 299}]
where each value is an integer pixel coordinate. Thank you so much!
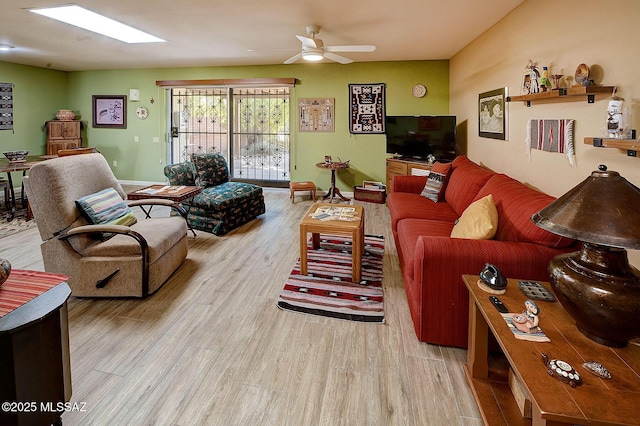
[
  {"left": 76, "top": 187, "right": 137, "bottom": 239},
  {"left": 192, "top": 153, "right": 229, "bottom": 187}
]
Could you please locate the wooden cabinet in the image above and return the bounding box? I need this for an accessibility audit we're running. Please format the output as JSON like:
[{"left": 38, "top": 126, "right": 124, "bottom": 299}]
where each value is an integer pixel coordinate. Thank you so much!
[
  {"left": 385, "top": 158, "right": 432, "bottom": 192},
  {"left": 46, "top": 120, "right": 82, "bottom": 155}
]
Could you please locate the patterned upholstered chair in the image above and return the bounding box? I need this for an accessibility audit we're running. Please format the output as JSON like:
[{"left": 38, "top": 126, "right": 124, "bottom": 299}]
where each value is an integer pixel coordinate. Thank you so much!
[{"left": 163, "top": 153, "right": 265, "bottom": 235}]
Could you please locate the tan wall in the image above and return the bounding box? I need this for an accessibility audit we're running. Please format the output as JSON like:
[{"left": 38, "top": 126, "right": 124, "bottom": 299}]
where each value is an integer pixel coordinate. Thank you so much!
[{"left": 450, "top": 0, "right": 640, "bottom": 266}]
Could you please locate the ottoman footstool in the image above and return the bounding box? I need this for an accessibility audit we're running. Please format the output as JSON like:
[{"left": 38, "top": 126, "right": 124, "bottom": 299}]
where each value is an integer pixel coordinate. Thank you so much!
[{"left": 290, "top": 181, "right": 316, "bottom": 203}]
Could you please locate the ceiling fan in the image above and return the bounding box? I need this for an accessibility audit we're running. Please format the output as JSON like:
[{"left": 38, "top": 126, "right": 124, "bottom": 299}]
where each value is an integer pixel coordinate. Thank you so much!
[{"left": 284, "top": 25, "right": 376, "bottom": 64}]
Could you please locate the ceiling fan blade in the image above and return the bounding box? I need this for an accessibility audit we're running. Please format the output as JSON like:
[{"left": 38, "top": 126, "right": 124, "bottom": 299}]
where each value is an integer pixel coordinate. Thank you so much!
[
  {"left": 284, "top": 53, "right": 303, "bottom": 64},
  {"left": 325, "top": 45, "right": 376, "bottom": 53},
  {"left": 324, "top": 52, "right": 353, "bottom": 64},
  {"left": 296, "top": 35, "right": 317, "bottom": 48}
]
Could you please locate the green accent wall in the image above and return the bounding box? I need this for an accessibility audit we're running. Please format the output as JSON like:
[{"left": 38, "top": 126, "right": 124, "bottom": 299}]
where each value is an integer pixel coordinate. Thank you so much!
[
  {"left": 0, "top": 62, "right": 68, "bottom": 154},
  {"left": 3, "top": 60, "right": 450, "bottom": 192}
]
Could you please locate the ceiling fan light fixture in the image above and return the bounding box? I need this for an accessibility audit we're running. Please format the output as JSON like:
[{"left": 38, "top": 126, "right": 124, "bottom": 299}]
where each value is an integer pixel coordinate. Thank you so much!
[{"left": 302, "top": 48, "right": 324, "bottom": 62}]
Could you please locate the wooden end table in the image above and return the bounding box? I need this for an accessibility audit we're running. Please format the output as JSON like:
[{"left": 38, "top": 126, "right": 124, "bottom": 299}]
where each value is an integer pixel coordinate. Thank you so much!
[
  {"left": 1, "top": 271, "right": 72, "bottom": 426},
  {"left": 316, "top": 162, "right": 350, "bottom": 203},
  {"left": 127, "top": 185, "right": 202, "bottom": 237},
  {"left": 299, "top": 203, "right": 364, "bottom": 283},
  {"left": 463, "top": 274, "right": 640, "bottom": 425}
]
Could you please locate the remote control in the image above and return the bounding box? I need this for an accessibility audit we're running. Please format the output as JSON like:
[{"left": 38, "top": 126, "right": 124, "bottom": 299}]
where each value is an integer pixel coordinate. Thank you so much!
[
  {"left": 489, "top": 296, "right": 509, "bottom": 313},
  {"left": 518, "top": 280, "right": 556, "bottom": 302}
]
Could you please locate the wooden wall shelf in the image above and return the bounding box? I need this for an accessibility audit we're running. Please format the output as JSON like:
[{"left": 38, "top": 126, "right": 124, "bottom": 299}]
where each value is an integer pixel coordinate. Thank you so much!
[
  {"left": 507, "top": 86, "right": 615, "bottom": 106},
  {"left": 584, "top": 136, "right": 640, "bottom": 157}
]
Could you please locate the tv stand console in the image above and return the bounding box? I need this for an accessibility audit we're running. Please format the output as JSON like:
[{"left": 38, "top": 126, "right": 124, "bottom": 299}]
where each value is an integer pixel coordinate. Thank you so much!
[{"left": 385, "top": 158, "right": 433, "bottom": 193}]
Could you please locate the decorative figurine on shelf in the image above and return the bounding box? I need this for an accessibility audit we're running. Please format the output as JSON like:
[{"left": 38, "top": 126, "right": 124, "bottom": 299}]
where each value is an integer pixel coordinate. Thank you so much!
[
  {"left": 539, "top": 66, "right": 552, "bottom": 92},
  {"left": 526, "top": 60, "right": 541, "bottom": 94},
  {"left": 606, "top": 90, "right": 626, "bottom": 139},
  {"left": 550, "top": 74, "right": 564, "bottom": 90},
  {"left": 511, "top": 299, "right": 541, "bottom": 333},
  {"left": 324, "top": 155, "right": 332, "bottom": 163}
]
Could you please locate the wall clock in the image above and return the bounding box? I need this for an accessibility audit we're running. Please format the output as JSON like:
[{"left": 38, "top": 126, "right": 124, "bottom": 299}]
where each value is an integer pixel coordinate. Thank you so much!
[
  {"left": 412, "top": 84, "right": 427, "bottom": 98},
  {"left": 136, "top": 106, "right": 149, "bottom": 120}
]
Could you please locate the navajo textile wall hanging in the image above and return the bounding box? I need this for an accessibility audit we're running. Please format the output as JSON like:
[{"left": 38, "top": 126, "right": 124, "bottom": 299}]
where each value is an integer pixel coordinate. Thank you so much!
[
  {"left": 526, "top": 119, "right": 575, "bottom": 166},
  {"left": 298, "top": 98, "right": 334, "bottom": 132},
  {"left": 349, "top": 83, "right": 385, "bottom": 134},
  {"left": 0, "top": 83, "right": 14, "bottom": 131}
]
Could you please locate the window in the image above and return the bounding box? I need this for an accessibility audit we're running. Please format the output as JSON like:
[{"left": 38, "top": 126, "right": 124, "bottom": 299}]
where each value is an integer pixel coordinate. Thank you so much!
[{"left": 168, "top": 82, "right": 291, "bottom": 185}]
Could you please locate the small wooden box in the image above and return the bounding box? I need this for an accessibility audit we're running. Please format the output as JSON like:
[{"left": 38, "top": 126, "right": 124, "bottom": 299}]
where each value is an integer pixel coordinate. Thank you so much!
[{"left": 354, "top": 186, "right": 386, "bottom": 204}]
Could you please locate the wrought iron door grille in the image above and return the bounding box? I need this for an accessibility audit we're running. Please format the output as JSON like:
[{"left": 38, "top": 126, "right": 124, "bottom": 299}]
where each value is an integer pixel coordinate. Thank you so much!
[{"left": 170, "top": 87, "right": 290, "bottom": 184}]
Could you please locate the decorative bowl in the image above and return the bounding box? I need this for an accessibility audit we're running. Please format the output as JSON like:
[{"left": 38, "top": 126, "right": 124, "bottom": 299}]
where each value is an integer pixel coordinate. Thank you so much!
[
  {"left": 3, "top": 150, "right": 29, "bottom": 162},
  {"left": 55, "top": 109, "right": 76, "bottom": 120}
]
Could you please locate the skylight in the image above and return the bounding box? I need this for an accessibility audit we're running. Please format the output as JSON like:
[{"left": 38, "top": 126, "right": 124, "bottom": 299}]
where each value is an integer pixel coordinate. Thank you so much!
[{"left": 29, "top": 5, "right": 165, "bottom": 44}]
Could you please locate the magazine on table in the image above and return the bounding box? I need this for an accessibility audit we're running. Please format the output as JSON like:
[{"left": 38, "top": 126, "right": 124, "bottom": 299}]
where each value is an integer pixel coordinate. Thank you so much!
[{"left": 311, "top": 206, "right": 358, "bottom": 221}]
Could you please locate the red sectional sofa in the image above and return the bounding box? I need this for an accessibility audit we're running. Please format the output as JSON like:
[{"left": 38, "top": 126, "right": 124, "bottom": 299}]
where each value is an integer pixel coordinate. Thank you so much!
[{"left": 386, "top": 155, "right": 577, "bottom": 348}]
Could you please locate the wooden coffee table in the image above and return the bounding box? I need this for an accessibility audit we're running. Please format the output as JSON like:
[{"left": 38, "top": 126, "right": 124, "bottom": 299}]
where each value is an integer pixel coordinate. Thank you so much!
[
  {"left": 299, "top": 203, "right": 364, "bottom": 283},
  {"left": 463, "top": 274, "right": 640, "bottom": 425},
  {"left": 127, "top": 185, "right": 202, "bottom": 236}
]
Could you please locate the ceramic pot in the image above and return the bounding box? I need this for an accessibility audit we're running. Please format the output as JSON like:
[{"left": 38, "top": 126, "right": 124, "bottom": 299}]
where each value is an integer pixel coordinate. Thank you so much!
[
  {"left": 55, "top": 109, "right": 75, "bottom": 120},
  {"left": 0, "top": 258, "right": 11, "bottom": 286}
]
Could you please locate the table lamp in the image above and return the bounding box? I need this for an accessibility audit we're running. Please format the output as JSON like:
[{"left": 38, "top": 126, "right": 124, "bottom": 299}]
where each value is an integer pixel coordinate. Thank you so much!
[{"left": 531, "top": 165, "right": 640, "bottom": 347}]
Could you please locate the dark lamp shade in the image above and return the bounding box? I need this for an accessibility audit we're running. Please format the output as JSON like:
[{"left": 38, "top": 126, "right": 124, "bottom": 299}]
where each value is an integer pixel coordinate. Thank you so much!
[{"left": 531, "top": 165, "right": 640, "bottom": 249}]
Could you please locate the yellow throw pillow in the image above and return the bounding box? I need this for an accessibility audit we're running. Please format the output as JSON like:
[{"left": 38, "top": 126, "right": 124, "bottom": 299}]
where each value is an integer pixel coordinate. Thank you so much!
[{"left": 450, "top": 194, "right": 498, "bottom": 240}]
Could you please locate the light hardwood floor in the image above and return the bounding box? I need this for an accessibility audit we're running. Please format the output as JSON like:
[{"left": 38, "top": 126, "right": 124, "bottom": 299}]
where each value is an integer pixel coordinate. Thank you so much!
[{"left": 0, "top": 188, "right": 482, "bottom": 425}]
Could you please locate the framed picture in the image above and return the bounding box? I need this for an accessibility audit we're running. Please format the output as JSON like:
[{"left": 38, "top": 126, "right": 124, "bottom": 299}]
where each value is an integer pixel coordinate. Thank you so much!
[
  {"left": 92, "top": 95, "right": 127, "bottom": 128},
  {"left": 299, "top": 98, "right": 334, "bottom": 132},
  {"left": 479, "top": 87, "right": 507, "bottom": 140}
]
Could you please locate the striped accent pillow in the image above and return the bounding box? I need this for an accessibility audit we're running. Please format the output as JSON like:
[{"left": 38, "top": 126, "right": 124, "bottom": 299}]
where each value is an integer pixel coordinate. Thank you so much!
[
  {"left": 76, "top": 188, "right": 137, "bottom": 239},
  {"left": 420, "top": 172, "right": 447, "bottom": 202}
]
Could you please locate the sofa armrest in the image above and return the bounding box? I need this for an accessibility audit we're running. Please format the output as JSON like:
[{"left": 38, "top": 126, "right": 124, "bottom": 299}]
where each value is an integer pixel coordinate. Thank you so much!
[
  {"left": 392, "top": 175, "right": 428, "bottom": 194},
  {"left": 409, "top": 236, "right": 572, "bottom": 347}
]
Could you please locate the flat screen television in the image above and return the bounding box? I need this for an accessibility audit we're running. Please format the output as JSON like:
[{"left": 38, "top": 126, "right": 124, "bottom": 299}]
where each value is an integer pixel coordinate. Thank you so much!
[{"left": 385, "top": 115, "right": 457, "bottom": 162}]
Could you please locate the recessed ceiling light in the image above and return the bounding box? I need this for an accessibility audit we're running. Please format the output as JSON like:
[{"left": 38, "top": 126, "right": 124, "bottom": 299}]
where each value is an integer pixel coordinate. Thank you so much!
[
  {"left": 0, "top": 44, "right": 15, "bottom": 51},
  {"left": 29, "top": 5, "right": 165, "bottom": 44}
]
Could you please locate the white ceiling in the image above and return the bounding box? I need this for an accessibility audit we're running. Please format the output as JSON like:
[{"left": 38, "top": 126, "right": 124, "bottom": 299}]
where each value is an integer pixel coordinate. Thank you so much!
[{"left": 0, "top": 0, "right": 524, "bottom": 72}]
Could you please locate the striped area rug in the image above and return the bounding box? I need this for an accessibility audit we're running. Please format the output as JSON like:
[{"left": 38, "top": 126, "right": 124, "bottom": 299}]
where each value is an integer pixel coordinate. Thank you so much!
[{"left": 277, "top": 235, "right": 384, "bottom": 323}]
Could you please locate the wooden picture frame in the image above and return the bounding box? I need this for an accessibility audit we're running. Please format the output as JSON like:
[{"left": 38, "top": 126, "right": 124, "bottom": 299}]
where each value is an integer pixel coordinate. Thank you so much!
[
  {"left": 92, "top": 95, "right": 127, "bottom": 128},
  {"left": 479, "top": 87, "right": 507, "bottom": 140}
]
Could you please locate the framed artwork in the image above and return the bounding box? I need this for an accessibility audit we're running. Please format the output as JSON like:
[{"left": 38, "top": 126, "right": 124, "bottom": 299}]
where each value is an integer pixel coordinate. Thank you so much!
[
  {"left": 349, "top": 83, "right": 386, "bottom": 134},
  {"left": 299, "top": 98, "right": 334, "bottom": 132},
  {"left": 479, "top": 87, "right": 507, "bottom": 140},
  {"left": 92, "top": 95, "right": 127, "bottom": 128}
]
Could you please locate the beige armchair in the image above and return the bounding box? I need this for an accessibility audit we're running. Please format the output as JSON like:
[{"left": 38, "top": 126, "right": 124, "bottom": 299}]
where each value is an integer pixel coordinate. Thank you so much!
[{"left": 24, "top": 153, "right": 188, "bottom": 297}]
